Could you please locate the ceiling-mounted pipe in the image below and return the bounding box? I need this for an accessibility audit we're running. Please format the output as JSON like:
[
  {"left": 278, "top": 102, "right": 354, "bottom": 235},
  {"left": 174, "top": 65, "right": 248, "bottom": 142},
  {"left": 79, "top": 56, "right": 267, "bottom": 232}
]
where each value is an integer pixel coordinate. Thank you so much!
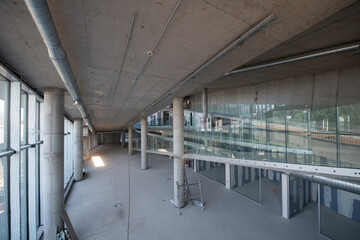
[
  {"left": 140, "top": 14, "right": 276, "bottom": 115},
  {"left": 225, "top": 41, "right": 360, "bottom": 76},
  {"left": 24, "top": 0, "right": 95, "bottom": 133},
  {"left": 289, "top": 172, "right": 360, "bottom": 195},
  {"left": 133, "top": 0, "right": 182, "bottom": 85}
]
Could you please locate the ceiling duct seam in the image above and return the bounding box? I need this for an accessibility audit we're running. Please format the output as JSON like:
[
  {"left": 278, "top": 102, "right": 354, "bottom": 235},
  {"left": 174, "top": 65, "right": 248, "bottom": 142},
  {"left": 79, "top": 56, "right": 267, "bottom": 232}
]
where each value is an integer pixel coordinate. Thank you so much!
[
  {"left": 138, "top": 14, "right": 276, "bottom": 117},
  {"left": 24, "top": 0, "right": 95, "bottom": 133},
  {"left": 226, "top": 41, "right": 360, "bottom": 76}
]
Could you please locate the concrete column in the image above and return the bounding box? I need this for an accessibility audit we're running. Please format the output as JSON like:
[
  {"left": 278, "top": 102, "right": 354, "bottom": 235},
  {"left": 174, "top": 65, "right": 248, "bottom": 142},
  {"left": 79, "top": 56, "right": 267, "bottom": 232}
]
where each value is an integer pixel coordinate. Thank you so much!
[
  {"left": 282, "top": 173, "right": 290, "bottom": 219},
  {"left": 160, "top": 111, "right": 164, "bottom": 125},
  {"left": 202, "top": 88, "right": 208, "bottom": 118},
  {"left": 141, "top": 119, "right": 148, "bottom": 169},
  {"left": 128, "top": 126, "right": 133, "bottom": 155},
  {"left": 74, "top": 119, "right": 83, "bottom": 181},
  {"left": 43, "top": 88, "right": 65, "bottom": 238},
  {"left": 121, "top": 130, "right": 125, "bottom": 148},
  {"left": 173, "top": 97, "right": 185, "bottom": 207},
  {"left": 225, "top": 163, "right": 231, "bottom": 189}
]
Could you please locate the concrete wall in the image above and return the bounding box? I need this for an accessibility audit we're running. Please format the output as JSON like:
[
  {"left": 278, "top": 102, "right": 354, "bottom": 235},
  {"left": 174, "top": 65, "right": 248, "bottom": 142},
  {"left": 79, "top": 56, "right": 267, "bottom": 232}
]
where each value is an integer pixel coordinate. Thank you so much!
[
  {"left": 192, "top": 66, "right": 360, "bottom": 107},
  {"left": 98, "top": 133, "right": 120, "bottom": 145}
]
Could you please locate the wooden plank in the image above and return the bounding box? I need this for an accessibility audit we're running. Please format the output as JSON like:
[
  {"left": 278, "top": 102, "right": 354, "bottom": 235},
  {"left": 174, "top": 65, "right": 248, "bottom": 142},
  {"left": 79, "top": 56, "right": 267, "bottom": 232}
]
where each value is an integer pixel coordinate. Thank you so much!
[{"left": 62, "top": 210, "right": 79, "bottom": 240}]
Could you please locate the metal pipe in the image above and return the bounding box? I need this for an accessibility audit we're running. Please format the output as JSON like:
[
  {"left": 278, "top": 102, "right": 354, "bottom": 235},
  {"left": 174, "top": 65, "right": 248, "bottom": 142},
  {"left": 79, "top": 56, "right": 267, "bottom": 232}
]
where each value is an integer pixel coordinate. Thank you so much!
[
  {"left": 226, "top": 42, "right": 360, "bottom": 76},
  {"left": 31, "top": 140, "right": 44, "bottom": 147},
  {"left": 20, "top": 144, "right": 32, "bottom": 150},
  {"left": 141, "top": 14, "right": 276, "bottom": 114},
  {"left": 0, "top": 149, "right": 16, "bottom": 158},
  {"left": 24, "top": 0, "right": 95, "bottom": 133},
  {"left": 107, "top": 14, "right": 136, "bottom": 118},
  {"left": 290, "top": 172, "right": 360, "bottom": 195},
  {"left": 134, "top": 0, "right": 182, "bottom": 85}
]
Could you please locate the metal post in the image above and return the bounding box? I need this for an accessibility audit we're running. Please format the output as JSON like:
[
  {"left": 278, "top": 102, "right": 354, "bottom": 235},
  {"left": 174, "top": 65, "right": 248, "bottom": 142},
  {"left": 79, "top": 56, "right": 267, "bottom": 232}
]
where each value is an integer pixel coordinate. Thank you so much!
[
  {"left": 282, "top": 173, "right": 290, "bottom": 219},
  {"left": 225, "top": 163, "right": 231, "bottom": 189},
  {"left": 28, "top": 94, "right": 37, "bottom": 240}
]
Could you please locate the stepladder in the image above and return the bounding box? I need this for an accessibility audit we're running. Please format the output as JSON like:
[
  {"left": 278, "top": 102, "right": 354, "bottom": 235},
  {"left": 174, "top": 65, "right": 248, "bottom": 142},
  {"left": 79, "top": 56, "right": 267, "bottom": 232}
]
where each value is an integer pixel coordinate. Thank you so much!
[{"left": 176, "top": 170, "right": 205, "bottom": 215}]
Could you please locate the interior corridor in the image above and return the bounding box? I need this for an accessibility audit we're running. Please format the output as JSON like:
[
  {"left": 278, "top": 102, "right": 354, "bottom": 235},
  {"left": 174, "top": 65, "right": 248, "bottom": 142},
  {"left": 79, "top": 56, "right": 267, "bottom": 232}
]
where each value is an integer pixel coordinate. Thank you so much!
[{"left": 65, "top": 144, "right": 326, "bottom": 240}]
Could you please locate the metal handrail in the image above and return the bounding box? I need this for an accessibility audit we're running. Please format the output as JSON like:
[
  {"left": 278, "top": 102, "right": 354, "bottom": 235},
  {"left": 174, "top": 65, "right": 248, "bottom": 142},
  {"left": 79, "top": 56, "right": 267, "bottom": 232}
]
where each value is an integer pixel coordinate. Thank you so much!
[
  {"left": 21, "top": 144, "right": 32, "bottom": 150},
  {"left": 0, "top": 149, "right": 16, "bottom": 158}
]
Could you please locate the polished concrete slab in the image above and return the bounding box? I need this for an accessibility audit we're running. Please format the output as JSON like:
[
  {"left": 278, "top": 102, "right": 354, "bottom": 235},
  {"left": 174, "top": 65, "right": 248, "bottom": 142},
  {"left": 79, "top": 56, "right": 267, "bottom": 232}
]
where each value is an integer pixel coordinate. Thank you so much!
[{"left": 66, "top": 144, "right": 327, "bottom": 240}]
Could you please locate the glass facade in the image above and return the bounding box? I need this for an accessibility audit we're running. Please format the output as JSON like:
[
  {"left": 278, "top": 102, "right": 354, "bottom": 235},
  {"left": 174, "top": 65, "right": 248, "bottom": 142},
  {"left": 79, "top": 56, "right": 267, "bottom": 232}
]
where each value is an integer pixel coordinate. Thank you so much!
[
  {"left": 0, "top": 71, "right": 79, "bottom": 239},
  {"left": 320, "top": 186, "right": 360, "bottom": 240},
  {"left": 231, "top": 166, "right": 260, "bottom": 202}
]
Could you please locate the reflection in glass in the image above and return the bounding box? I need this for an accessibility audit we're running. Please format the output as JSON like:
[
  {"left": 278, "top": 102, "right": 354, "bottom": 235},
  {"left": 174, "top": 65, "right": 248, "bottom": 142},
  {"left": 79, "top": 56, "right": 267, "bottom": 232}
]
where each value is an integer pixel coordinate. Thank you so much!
[
  {"left": 320, "top": 185, "right": 360, "bottom": 240},
  {"left": 196, "top": 160, "right": 225, "bottom": 185},
  {"left": 289, "top": 176, "right": 312, "bottom": 217},
  {"left": 230, "top": 166, "right": 260, "bottom": 202}
]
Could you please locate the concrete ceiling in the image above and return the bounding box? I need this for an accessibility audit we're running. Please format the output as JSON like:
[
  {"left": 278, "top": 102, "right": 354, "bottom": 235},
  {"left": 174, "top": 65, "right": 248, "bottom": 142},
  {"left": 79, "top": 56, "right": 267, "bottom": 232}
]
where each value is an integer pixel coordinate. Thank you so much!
[{"left": 0, "top": 0, "right": 358, "bottom": 131}]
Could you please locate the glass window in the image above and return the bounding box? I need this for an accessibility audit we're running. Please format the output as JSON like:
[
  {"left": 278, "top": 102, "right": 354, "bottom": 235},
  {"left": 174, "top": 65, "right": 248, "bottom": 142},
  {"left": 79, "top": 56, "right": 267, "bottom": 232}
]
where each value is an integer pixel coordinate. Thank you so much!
[
  {"left": 230, "top": 165, "right": 260, "bottom": 202},
  {"left": 21, "top": 91, "right": 28, "bottom": 145},
  {"left": 20, "top": 150, "right": 28, "bottom": 239},
  {"left": 0, "top": 75, "right": 10, "bottom": 239},
  {"left": 0, "top": 157, "right": 9, "bottom": 239},
  {"left": 320, "top": 185, "right": 360, "bottom": 240},
  {"left": 311, "top": 106, "right": 337, "bottom": 167},
  {"left": 338, "top": 104, "right": 360, "bottom": 168},
  {"left": 0, "top": 77, "right": 9, "bottom": 152},
  {"left": 287, "top": 107, "right": 312, "bottom": 165}
]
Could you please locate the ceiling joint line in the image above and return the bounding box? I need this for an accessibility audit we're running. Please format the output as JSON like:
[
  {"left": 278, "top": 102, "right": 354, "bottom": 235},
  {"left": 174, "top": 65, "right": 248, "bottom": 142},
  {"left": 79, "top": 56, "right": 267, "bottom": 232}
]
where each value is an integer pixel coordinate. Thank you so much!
[{"left": 106, "top": 14, "right": 136, "bottom": 120}]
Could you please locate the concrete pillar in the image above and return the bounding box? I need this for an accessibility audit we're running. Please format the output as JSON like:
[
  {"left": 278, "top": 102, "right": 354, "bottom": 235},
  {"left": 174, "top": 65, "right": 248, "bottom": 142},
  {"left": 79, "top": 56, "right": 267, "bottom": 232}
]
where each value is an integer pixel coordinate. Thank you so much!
[
  {"left": 282, "top": 173, "right": 290, "bottom": 219},
  {"left": 128, "top": 126, "right": 133, "bottom": 155},
  {"left": 193, "top": 159, "right": 197, "bottom": 172},
  {"left": 74, "top": 119, "right": 83, "bottom": 181},
  {"left": 202, "top": 88, "right": 208, "bottom": 118},
  {"left": 121, "top": 130, "right": 125, "bottom": 148},
  {"left": 141, "top": 119, "right": 148, "bottom": 169},
  {"left": 173, "top": 97, "right": 185, "bottom": 207},
  {"left": 43, "top": 88, "right": 65, "bottom": 237},
  {"left": 160, "top": 111, "right": 164, "bottom": 125}
]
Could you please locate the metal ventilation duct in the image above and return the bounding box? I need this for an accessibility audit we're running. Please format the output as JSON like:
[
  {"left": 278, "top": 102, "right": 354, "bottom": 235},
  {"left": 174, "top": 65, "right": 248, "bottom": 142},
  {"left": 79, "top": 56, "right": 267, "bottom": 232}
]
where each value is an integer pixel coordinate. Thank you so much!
[
  {"left": 24, "top": 0, "right": 95, "bottom": 133},
  {"left": 290, "top": 172, "right": 360, "bottom": 195},
  {"left": 225, "top": 42, "right": 360, "bottom": 76}
]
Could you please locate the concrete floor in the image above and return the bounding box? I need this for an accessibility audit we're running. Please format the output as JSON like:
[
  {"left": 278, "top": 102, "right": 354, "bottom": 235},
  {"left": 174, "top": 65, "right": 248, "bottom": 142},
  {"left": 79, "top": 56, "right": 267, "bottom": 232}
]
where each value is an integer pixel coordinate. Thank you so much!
[{"left": 66, "top": 144, "right": 327, "bottom": 240}]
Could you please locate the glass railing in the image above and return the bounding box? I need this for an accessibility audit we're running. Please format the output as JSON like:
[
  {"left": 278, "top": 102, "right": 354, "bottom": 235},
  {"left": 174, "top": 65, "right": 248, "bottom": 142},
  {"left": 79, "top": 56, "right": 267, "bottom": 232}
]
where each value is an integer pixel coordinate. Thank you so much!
[{"left": 146, "top": 103, "right": 360, "bottom": 169}]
